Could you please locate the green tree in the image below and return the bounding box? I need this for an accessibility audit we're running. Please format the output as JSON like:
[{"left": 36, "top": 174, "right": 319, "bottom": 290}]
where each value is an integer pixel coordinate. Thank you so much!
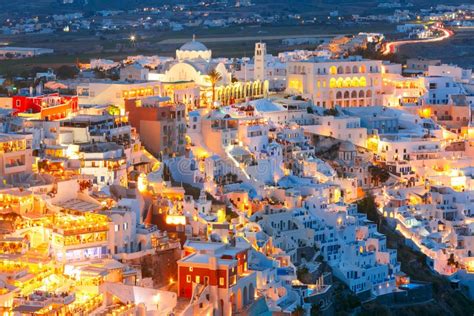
[
  {"left": 369, "top": 165, "right": 390, "bottom": 186},
  {"left": 323, "top": 108, "right": 338, "bottom": 116},
  {"left": 206, "top": 69, "right": 222, "bottom": 106},
  {"left": 357, "top": 193, "right": 379, "bottom": 222},
  {"left": 296, "top": 267, "right": 309, "bottom": 282},
  {"left": 56, "top": 65, "right": 79, "bottom": 80}
]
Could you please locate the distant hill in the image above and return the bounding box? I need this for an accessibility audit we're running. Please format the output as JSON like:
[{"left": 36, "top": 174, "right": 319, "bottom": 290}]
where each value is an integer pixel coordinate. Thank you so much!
[{"left": 0, "top": 0, "right": 470, "bottom": 14}]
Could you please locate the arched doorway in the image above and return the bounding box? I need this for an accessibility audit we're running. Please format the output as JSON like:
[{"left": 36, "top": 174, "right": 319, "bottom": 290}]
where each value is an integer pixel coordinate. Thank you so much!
[
  {"left": 249, "top": 283, "right": 255, "bottom": 302},
  {"left": 138, "top": 240, "right": 146, "bottom": 251},
  {"left": 243, "top": 286, "right": 248, "bottom": 306}
]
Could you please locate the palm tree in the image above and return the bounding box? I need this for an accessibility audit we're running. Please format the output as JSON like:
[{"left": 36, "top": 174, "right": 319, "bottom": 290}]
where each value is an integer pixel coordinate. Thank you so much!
[{"left": 207, "top": 69, "right": 222, "bottom": 106}]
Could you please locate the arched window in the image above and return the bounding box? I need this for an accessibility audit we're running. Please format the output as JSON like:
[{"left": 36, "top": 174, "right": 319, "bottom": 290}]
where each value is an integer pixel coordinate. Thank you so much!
[
  {"left": 336, "top": 78, "right": 344, "bottom": 88},
  {"left": 351, "top": 90, "right": 357, "bottom": 98},
  {"left": 342, "top": 78, "right": 350, "bottom": 88},
  {"left": 352, "top": 65, "right": 359, "bottom": 73},
  {"left": 344, "top": 91, "right": 350, "bottom": 99},
  {"left": 359, "top": 77, "right": 367, "bottom": 87},
  {"left": 360, "top": 65, "right": 366, "bottom": 73},
  {"left": 337, "top": 66, "right": 344, "bottom": 74},
  {"left": 359, "top": 90, "right": 365, "bottom": 98},
  {"left": 329, "top": 78, "right": 337, "bottom": 88},
  {"left": 366, "top": 90, "right": 372, "bottom": 98},
  {"left": 345, "top": 66, "right": 351, "bottom": 74},
  {"left": 351, "top": 77, "right": 360, "bottom": 87},
  {"left": 336, "top": 91, "right": 342, "bottom": 99},
  {"left": 329, "top": 66, "right": 337, "bottom": 75}
]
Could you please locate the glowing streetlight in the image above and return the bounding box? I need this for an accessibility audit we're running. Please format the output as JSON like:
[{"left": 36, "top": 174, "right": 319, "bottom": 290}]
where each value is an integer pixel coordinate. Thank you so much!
[{"left": 130, "top": 35, "right": 136, "bottom": 47}]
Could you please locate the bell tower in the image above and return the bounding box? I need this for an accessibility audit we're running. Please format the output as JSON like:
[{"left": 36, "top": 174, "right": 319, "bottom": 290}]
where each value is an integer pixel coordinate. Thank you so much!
[{"left": 254, "top": 42, "right": 266, "bottom": 81}]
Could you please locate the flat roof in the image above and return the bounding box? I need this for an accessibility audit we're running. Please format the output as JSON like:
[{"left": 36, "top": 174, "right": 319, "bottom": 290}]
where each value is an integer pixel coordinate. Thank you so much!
[
  {"left": 54, "top": 198, "right": 101, "bottom": 212},
  {"left": 179, "top": 253, "right": 236, "bottom": 267}
]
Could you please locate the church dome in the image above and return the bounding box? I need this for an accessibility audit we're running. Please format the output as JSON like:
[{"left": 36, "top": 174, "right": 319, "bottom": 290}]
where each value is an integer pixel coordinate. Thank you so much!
[
  {"left": 176, "top": 37, "right": 212, "bottom": 61},
  {"left": 339, "top": 141, "right": 356, "bottom": 152},
  {"left": 179, "top": 40, "right": 208, "bottom": 52}
]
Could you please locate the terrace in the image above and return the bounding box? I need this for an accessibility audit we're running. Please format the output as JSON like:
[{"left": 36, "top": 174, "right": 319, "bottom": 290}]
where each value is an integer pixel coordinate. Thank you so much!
[{"left": 43, "top": 213, "right": 110, "bottom": 237}]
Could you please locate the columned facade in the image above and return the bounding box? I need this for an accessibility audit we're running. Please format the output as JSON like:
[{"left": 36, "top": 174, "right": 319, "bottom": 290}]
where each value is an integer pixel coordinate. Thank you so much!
[
  {"left": 212, "top": 80, "right": 269, "bottom": 106},
  {"left": 287, "top": 59, "right": 385, "bottom": 108}
]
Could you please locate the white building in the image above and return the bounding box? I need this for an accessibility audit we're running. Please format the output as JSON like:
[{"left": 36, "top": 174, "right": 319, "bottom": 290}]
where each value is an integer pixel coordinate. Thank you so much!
[
  {"left": 287, "top": 56, "right": 401, "bottom": 108},
  {"left": 302, "top": 114, "right": 368, "bottom": 148}
]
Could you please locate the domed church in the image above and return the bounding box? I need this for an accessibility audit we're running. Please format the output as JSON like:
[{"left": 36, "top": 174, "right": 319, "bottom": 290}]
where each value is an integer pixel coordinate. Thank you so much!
[
  {"left": 161, "top": 36, "right": 232, "bottom": 87},
  {"left": 149, "top": 36, "right": 268, "bottom": 108},
  {"left": 176, "top": 37, "right": 212, "bottom": 61}
]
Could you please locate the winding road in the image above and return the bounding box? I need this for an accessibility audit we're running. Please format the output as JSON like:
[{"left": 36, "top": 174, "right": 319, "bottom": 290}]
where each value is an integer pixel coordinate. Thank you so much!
[{"left": 382, "top": 26, "right": 453, "bottom": 55}]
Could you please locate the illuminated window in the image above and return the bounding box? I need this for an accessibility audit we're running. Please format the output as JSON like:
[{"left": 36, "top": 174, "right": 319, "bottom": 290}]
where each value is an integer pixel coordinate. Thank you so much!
[
  {"left": 288, "top": 80, "right": 303, "bottom": 93},
  {"left": 329, "top": 66, "right": 337, "bottom": 75},
  {"left": 359, "top": 77, "right": 367, "bottom": 87},
  {"left": 329, "top": 78, "right": 337, "bottom": 88},
  {"left": 351, "top": 77, "right": 360, "bottom": 87},
  {"left": 114, "top": 225, "right": 119, "bottom": 232},
  {"left": 219, "top": 277, "right": 225, "bottom": 286},
  {"left": 343, "top": 78, "right": 351, "bottom": 88},
  {"left": 123, "top": 223, "right": 128, "bottom": 231},
  {"left": 186, "top": 275, "right": 191, "bottom": 283},
  {"left": 196, "top": 276, "right": 200, "bottom": 283},
  {"left": 189, "top": 267, "right": 193, "bottom": 272},
  {"left": 336, "top": 78, "right": 343, "bottom": 88}
]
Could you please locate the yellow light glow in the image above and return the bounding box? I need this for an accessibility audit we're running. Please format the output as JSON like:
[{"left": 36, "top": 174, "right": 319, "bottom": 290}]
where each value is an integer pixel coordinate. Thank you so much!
[
  {"left": 288, "top": 79, "right": 303, "bottom": 93},
  {"left": 217, "top": 209, "right": 225, "bottom": 223},
  {"left": 165, "top": 215, "right": 186, "bottom": 225},
  {"left": 137, "top": 173, "right": 148, "bottom": 193},
  {"left": 467, "top": 260, "right": 474, "bottom": 273},
  {"left": 419, "top": 108, "right": 431, "bottom": 118}
]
